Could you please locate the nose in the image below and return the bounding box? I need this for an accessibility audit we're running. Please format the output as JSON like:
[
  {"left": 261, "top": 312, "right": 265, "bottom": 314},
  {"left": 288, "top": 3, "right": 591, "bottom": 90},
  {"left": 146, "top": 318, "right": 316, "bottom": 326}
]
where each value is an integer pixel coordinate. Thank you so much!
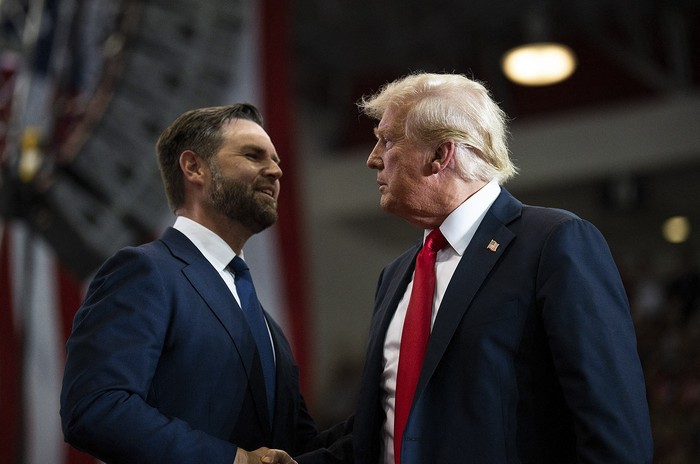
[
  {"left": 367, "top": 145, "right": 383, "bottom": 170},
  {"left": 265, "top": 160, "right": 283, "bottom": 180}
]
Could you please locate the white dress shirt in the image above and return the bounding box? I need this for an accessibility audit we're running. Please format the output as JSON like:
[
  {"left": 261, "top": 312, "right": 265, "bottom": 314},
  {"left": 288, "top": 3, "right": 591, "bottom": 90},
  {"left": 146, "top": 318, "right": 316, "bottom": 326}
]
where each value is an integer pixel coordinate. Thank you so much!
[
  {"left": 174, "top": 216, "right": 241, "bottom": 304},
  {"left": 173, "top": 216, "right": 275, "bottom": 357},
  {"left": 381, "top": 179, "right": 501, "bottom": 464}
]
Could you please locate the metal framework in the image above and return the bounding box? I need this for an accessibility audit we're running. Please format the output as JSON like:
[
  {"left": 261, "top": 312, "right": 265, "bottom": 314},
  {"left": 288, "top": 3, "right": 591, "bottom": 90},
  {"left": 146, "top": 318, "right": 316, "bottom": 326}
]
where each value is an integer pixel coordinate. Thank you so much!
[{"left": 1, "top": 0, "right": 253, "bottom": 279}]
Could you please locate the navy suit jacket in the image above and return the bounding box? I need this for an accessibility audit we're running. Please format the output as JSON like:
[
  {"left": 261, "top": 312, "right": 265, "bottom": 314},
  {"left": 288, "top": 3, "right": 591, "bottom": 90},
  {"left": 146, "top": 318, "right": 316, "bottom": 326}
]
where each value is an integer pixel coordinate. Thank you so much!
[
  {"left": 311, "top": 189, "right": 653, "bottom": 464},
  {"left": 61, "top": 227, "right": 317, "bottom": 463}
]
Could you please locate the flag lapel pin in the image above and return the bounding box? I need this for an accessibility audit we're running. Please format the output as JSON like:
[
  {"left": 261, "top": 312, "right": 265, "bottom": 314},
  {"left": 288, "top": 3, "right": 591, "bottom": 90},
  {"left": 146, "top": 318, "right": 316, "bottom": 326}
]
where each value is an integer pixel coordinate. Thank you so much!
[{"left": 487, "top": 239, "right": 500, "bottom": 252}]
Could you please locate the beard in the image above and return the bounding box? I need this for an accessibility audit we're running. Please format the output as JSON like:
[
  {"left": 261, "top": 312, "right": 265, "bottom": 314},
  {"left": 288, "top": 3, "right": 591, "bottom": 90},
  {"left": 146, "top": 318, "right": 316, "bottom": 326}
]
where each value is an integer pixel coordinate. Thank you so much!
[{"left": 208, "top": 165, "right": 278, "bottom": 233}]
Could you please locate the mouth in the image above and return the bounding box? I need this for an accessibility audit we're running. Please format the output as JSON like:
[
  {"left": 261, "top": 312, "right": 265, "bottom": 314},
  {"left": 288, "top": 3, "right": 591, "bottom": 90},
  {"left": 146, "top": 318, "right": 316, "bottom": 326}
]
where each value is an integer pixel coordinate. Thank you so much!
[
  {"left": 376, "top": 180, "right": 387, "bottom": 192},
  {"left": 256, "top": 185, "right": 277, "bottom": 199}
]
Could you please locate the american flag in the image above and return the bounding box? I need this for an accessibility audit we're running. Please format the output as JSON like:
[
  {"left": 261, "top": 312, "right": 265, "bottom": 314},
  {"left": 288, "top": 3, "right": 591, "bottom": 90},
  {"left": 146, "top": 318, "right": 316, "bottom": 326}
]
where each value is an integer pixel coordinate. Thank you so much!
[{"left": 0, "top": 1, "right": 308, "bottom": 462}]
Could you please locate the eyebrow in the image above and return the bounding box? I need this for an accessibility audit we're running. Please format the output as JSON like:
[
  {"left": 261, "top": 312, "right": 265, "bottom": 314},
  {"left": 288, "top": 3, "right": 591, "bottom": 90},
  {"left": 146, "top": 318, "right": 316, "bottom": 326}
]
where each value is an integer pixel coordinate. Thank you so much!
[{"left": 240, "top": 144, "right": 281, "bottom": 163}]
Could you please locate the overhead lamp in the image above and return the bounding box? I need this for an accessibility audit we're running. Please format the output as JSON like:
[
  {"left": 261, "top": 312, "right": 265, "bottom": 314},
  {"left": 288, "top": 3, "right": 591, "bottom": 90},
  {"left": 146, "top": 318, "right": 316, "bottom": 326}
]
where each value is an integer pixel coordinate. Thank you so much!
[
  {"left": 501, "top": 42, "right": 577, "bottom": 86},
  {"left": 662, "top": 216, "right": 691, "bottom": 244}
]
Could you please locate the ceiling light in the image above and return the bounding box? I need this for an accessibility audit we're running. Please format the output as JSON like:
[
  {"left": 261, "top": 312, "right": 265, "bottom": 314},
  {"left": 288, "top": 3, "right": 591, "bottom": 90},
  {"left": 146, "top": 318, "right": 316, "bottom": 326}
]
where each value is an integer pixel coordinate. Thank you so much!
[
  {"left": 501, "top": 42, "right": 577, "bottom": 86},
  {"left": 662, "top": 216, "right": 691, "bottom": 244}
]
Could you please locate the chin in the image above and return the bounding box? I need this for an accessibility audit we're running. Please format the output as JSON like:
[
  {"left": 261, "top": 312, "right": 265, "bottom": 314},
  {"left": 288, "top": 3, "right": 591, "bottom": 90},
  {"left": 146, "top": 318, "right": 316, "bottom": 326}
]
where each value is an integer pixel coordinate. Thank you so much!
[
  {"left": 259, "top": 209, "right": 279, "bottom": 229},
  {"left": 380, "top": 197, "right": 397, "bottom": 213}
]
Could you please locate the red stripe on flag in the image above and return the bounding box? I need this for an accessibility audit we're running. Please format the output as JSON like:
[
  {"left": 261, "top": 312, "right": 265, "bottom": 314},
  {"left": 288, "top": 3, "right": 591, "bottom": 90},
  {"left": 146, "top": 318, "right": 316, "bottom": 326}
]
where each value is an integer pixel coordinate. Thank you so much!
[
  {"left": 260, "top": 0, "right": 312, "bottom": 394},
  {"left": 0, "top": 225, "right": 23, "bottom": 463},
  {"left": 57, "top": 264, "right": 82, "bottom": 344},
  {"left": 56, "top": 263, "right": 96, "bottom": 463}
]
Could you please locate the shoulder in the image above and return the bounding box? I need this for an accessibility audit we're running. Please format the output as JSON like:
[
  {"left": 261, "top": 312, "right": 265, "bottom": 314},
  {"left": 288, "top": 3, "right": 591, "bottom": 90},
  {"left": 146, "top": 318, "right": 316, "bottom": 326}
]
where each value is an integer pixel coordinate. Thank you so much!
[
  {"left": 514, "top": 206, "right": 616, "bottom": 271},
  {"left": 494, "top": 202, "right": 612, "bottom": 264},
  {"left": 518, "top": 204, "right": 603, "bottom": 239},
  {"left": 95, "top": 227, "right": 193, "bottom": 275},
  {"left": 97, "top": 239, "right": 170, "bottom": 274},
  {"left": 85, "top": 238, "right": 183, "bottom": 299},
  {"left": 521, "top": 204, "right": 581, "bottom": 224}
]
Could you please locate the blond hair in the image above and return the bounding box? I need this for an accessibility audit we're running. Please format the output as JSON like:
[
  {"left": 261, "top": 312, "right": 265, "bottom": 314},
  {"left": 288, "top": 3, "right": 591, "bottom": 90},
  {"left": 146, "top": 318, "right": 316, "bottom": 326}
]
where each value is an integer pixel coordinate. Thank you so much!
[{"left": 359, "top": 72, "right": 517, "bottom": 183}]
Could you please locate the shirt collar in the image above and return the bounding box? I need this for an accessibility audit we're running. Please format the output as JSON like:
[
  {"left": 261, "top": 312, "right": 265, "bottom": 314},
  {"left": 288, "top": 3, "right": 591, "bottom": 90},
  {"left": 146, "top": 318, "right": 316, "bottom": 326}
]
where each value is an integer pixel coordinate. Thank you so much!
[
  {"left": 429, "top": 179, "right": 501, "bottom": 256},
  {"left": 173, "top": 216, "right": 240, "bottom": 271}
]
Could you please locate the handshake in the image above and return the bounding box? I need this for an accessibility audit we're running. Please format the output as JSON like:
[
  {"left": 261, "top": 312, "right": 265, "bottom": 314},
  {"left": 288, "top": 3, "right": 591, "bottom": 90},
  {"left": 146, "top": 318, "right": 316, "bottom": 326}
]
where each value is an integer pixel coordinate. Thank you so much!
[{"left": 237, "top": 447, "right": 298, "bottom": 464}]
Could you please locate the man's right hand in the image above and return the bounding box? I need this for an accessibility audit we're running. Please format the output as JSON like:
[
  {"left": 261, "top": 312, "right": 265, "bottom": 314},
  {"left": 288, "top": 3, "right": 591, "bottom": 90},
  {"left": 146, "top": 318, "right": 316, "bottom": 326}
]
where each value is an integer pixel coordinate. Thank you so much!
[
  {"left": 259, "top": 448, "right": 298, "bottom": 464},
  {"left": 235, "top": 447, "right": 298, "bottom": 464}
]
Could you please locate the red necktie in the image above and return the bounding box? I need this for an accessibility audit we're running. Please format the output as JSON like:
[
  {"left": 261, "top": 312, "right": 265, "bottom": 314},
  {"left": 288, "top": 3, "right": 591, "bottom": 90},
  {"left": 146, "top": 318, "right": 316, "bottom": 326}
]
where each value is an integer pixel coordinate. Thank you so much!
[{"left": 394, "top": 228, "right": 448, "bottom": 463}]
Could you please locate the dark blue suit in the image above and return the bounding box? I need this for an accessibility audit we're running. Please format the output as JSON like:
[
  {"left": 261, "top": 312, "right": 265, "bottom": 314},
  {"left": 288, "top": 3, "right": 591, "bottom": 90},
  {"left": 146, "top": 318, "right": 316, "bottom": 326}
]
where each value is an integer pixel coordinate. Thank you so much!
[
  {"left": 347, "top": 189, "right": 653, "bottom": 463},
  {"left": 61, "top": 227, "right": 317, "bottom": 463}
]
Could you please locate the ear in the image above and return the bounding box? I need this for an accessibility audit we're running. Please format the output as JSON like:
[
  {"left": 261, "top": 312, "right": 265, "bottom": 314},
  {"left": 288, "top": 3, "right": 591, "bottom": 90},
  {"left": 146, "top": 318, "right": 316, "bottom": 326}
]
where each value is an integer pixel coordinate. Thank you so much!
[
  {"left": 179, "top": 150, "right": 207, "bottom": 186},
  {"left": 430, "top": 141, "right": 457, "bottom": 174}
]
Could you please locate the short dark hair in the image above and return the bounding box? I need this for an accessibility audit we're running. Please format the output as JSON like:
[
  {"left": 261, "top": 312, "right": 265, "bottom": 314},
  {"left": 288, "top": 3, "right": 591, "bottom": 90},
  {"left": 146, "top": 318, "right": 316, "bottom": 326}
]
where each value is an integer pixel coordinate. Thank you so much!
[{"left": 156, "top": 103, "right": 263, "bottom": 211}]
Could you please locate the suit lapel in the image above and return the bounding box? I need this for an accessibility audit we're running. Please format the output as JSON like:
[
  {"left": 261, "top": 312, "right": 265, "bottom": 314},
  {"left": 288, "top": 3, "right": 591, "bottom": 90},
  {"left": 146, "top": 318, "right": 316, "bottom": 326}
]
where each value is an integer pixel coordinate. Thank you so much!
[
  {"left": 268, "top": 314, "right": 298, "bottom": 444},
  {"left": 378, "top": 250, "right": 420, "bottom": 334},
  {"left": 359, "top": 246, "right": 419, "bottom": 432},
  {"left": 161, "top": 227, "right": 272, "bottom": 437},
  {"left": 414, "top": 190, "right": 521, "bottom": 401}
]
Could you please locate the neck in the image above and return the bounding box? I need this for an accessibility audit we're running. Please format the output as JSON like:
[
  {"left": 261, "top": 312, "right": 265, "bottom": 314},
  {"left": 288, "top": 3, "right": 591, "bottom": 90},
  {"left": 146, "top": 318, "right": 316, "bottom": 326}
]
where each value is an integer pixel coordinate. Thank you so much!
[
  {"left": 401, "top": 179, "right": 489, "bottom": 229},
  {"left": 176, "top": 209, "right": 251, "bottom": 254}
]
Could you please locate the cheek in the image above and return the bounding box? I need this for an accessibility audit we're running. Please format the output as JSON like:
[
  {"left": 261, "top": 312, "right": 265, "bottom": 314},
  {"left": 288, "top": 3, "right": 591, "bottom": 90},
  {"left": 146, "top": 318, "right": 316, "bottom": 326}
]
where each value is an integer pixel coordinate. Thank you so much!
[
  {"left": 387, "top": 174, "right": 421, "bottom": 206},
  {"left": 273, "top": 180, "right": 281, "bottom": 200},
  {"left": 394, "top": 163, "right": 420, "bottom": 187}
]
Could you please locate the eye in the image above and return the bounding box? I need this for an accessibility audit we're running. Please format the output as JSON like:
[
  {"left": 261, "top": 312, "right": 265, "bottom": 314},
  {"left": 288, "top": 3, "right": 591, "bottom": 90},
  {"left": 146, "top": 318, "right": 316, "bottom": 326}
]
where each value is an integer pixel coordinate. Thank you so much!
[{"left": 377, "top": 135, "right": 392, "bottom": 148}]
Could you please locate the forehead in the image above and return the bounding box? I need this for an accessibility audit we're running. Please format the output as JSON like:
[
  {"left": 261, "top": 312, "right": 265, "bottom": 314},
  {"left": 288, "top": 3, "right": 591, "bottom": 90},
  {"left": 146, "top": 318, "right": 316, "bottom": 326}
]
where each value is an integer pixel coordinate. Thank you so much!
[
  {"left": 221, "top": 118, "right": 269, "bottom": 142},
  {"left": 220, "top": 119, "right": 278, "bottom": 154},
  {"left": 375, "top": 106, "right": 404, "bottom": 135}
]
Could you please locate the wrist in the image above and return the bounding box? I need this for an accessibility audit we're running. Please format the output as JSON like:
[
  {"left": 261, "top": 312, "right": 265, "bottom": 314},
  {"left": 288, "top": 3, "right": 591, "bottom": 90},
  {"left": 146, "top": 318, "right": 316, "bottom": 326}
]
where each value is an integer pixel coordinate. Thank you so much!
[{"left": 233, "top": 447, "right": 246, "bottom": 464}]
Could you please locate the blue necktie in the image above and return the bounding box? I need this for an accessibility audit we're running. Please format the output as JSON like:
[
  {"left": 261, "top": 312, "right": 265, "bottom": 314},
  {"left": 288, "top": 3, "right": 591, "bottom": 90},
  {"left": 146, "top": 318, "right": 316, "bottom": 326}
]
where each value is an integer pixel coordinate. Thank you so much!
[{"left": 229, "top": 256, "right": 276, "bottom": 423}]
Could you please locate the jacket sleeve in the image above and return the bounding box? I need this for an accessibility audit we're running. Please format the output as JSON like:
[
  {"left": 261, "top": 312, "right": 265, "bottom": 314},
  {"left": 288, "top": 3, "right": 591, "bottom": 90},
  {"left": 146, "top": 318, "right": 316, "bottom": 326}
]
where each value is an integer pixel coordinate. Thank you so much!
[
  {"left": 60, "top": 247, "right": 237, "bottom": 464},
  {"left": 536, "top": 218, "right": 653, "bottom": 463},
  {"left": 294, "top": 416, "right": 355, "bottom": 464}
]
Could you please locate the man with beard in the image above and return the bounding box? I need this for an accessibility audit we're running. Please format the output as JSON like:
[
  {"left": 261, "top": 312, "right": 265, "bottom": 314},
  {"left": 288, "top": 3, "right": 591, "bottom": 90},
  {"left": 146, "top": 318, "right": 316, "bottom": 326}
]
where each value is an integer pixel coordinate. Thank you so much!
[{"left": 61, "top": 104, "right": 310, "bottom": 464}]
